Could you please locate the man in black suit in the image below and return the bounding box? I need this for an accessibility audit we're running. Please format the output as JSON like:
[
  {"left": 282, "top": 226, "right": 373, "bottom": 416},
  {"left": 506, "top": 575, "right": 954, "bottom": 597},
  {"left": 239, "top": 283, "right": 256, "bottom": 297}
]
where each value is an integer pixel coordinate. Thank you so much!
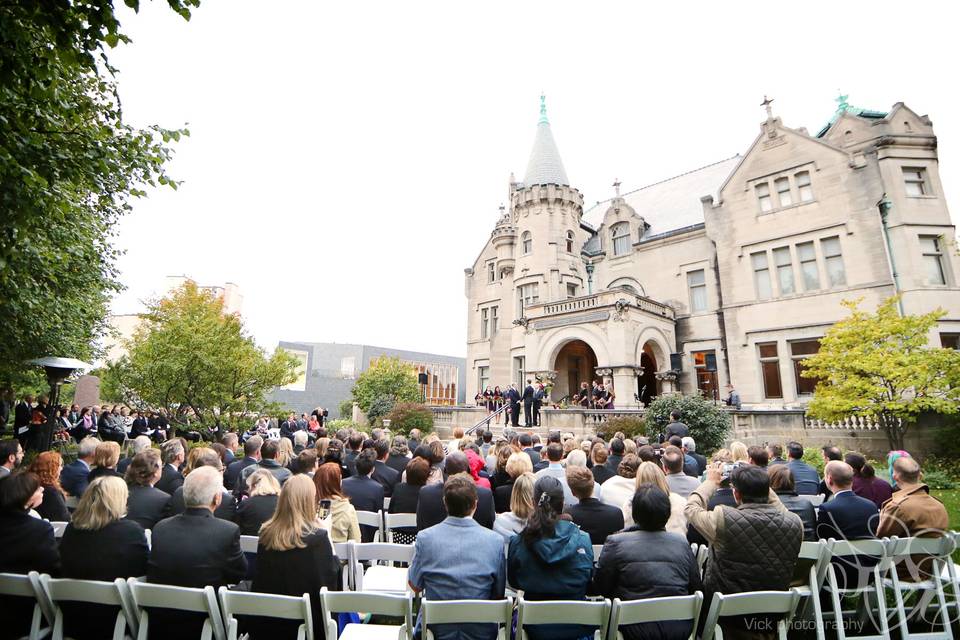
[
  {"left": 519, "top": 433, "right": 541, "bottom": 467},
  {"left": 521, "top": 380, "right": 535, "bottom": 426},
  {"left": 816, "top": 461, "right": 879, "bottom": 588},
  {"left": 148, "top": 466, "right": 246, "bottom": 637},
  {"left": 682, "top": 437, "right": 707, "bottom": 476},
  {"left": 564, "top": 466, "right": 623, "bottom": 544},
  {"left": 220, "top": 432, "right": 238, "bottom": 465},
  {"left": 279, "top": 413, "right": 298, "bottom": 442},
  {"left": 343, "top": 432, "right": 364, "bottom": 476},
  {"left": 13, "top": 394, "right": 32, "bottom": 448},
  {"left": 663, "top": 411, "right": 689, "bottom": 440},
  {"left": 416, "top": 452, "right": 495, "bottom": 530},
  {"left": 371, "top": 439, "right": 400, "bottom": 497},
  {"left": 224, "top": 435, "right": 261, "bottom": 491},
  {"left": 342, "top": 449, "right": 385, "bottom": 542},
  {"left": 818, "top": 445, "right": 843, "bottom": 500},
  {"left": 506, "top": 385, "right": 521, "bottom": 427},
  {"left": 532, "top": 384, "right": 545, "bottom": 427},
  {"left": 154, "top": 439, "right": 185, "bottom": 495},
  {"left": 606, "top": 438, "right": 625, "bottom": 474},
  {"left": 60, "top": 436, "right": 98, "bottom": 496}
]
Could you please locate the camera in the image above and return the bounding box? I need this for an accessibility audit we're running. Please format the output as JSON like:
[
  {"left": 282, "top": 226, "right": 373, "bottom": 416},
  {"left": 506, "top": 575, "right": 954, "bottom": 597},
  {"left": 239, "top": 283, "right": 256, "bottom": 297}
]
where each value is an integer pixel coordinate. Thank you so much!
[{"left": 721, "top": 461, "right": 745, "bottom": 480}]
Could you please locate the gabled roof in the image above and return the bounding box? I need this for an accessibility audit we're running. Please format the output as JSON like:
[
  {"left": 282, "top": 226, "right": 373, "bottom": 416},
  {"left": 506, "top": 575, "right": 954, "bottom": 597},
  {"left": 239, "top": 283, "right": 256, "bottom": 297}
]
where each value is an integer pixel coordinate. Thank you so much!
[
  {"left": 582, "top": 156, "right": 740, "bottom": 234},
  {"left": 817, "top": 94, "right": 888, "bottom": 138},
  {"left": 523, "top": 96, "right": 569, "bottom": 187}
]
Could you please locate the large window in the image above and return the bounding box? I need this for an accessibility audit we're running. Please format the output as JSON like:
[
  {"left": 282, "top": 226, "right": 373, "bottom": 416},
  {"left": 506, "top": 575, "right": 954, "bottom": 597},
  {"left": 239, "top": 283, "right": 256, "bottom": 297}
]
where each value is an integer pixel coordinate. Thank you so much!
[
  {"left": 611, "top": 222, "right": 631, "bottom": 256},
  {"left": 797, "top": 242, "right": 820, "bottom": 291},
  {"left": 758, "top": 342, "right": 783, "bottom": 398},
  {"left": 790, "top": 340, "right": 821, "bottom": 395},
  {"left": 941, "top": 333, "right": 960, "bottom": 350},
  {"left": 773, "top": 247, "right": 795, "bottom": 295},
  {"left": 490, "top": 306, "right": 498, "bottom": 336},
  {"left": 756, "top": 183, "right": 773, "bottom": 213},
  {"left": 477, "top": 366, "right": 489, "bottom": 393},
  {"left": 513, "top": 356, "right": 525, "bottom": 387},
  {"left": 821, "top": 236, "right": 846, "bottom": 287},
  {"left": 566, "top": 230, "right": 575, "bottom": 253},
  {"left": 920, "top": 235, "right": 947, "bottom": 285},
  {"left": 521, "top": 231, "right": 532, "bottom": 255},
  {"left": 410, "top": 362, "right": 459, "bottom": 406},
  {"left": 687, "top": 269, "right": 707, "bottom": 312},
  {"left": 693, "top": 350, "right": 717, "bottom": 400},
  {"left": 796, "top": 171, "right": 814, "bottom": 202},
  {"left": 517, "top": 283, "right": 539, "bottom": 315},
  {"left": 775, "top": 177, "right": 792, "bottom": 207},
  {"left": 903, "top": 167, "right": 929, "bottom": 196},
  {"left": 480, "top": 308, "right": 489, "bottom": 339},
  {"left": 340, "top": 357, "right": 356, "bottom": 379},
  {"left": 752, "top": 251, "right": 772, "bottom": 299},
  {"left": 486, "top": 261, "right": 495, "bottom": 283}
]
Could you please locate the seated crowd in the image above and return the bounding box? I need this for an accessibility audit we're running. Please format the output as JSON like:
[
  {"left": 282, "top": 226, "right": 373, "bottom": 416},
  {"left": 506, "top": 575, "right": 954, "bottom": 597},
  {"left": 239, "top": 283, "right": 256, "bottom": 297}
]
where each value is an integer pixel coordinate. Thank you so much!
[{"left": 0, "top": 420, "right": 953, "bottom": 640}]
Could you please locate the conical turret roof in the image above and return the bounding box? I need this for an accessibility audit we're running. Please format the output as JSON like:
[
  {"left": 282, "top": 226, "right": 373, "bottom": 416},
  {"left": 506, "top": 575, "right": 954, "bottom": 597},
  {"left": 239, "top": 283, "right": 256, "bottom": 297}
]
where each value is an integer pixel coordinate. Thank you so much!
[{"left": 523, "top": 95, "right": 569, "bottom": 187}]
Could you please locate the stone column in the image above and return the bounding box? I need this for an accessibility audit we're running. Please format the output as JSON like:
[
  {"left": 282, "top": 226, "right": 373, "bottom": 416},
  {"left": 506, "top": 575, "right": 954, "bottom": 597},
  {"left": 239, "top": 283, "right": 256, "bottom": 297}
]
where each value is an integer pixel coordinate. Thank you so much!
[{"left": 612, "top": 366, "right": 640, "bottom": 409}]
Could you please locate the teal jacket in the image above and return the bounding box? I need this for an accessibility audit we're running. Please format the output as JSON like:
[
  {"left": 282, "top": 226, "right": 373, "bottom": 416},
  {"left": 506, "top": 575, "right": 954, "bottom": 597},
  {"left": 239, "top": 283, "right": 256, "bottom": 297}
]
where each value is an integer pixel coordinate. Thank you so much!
[{"left": 507, "top": 519, "right": 593, "bottom": 599}]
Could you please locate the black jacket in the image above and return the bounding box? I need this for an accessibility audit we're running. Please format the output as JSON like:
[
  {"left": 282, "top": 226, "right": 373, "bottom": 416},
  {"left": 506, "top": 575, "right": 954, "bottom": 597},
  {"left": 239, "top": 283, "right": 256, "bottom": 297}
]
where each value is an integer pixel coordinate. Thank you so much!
[
  {"left": 87, "top": 467, "right": 123, "bottom": 485},
  {"left": 154, "top": 464, "right": 184, "bottom": 495},
  {"left": 224, "top": 456, "right": 258, "bottom": 491},
  {"left": 164, "top": 486, "right": 236, "bottom": 521},
  {"left": 60, "top": 460, "right": 91, "bottom": 497},
  {"left": 0, "top": 509, "right": 60, "bottom": 575},
  {"left": 815, "top": 490, "right": 878, "bottom": 541},
  {"left": 776, "top": 492, "right": 818, "bottom": 541},
  {"left": 249, "top": 530, "right": 340, "bottom": 639},
  {"left": 342, "top": 475, "right": 385, "bottom": 542},
  {"left": 386, "top": 454, "right": 409, "bottom": 476},
  {"left": 416, "top": 481, "right": 495, "bottom": 531},
  {"left": 388, "top": 482, "right": 421, "bottom": 515},
  {"left": 593, "top": 529, "right": 702, "bottom": 640},
  {"left": 126, "top": 485, "right": 171, "bottom": 530},
  {"left": 235, "top": 494, "right": 279, "bottom": 536},
  {"left": 522, "top": 385, "right": 535, "bottom": 402},
  {"left": 37, "top": 484, "right": 71, "bottom": 522},
  {"left": 566, "top": 497, "right": 624, "bottom": 545},
  {"left": 372, "top": 460, "right": 400, "bottom": 497},
  {"left": 494, "top": 481, "right": 514, "bottom": 514}
]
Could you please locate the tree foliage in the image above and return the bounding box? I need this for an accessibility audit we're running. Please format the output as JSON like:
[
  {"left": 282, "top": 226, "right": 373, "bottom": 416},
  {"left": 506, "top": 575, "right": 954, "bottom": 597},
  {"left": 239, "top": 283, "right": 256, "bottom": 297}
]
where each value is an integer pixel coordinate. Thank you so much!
[
  {"left": 102, "top": 282, "right": 299, "bottom": 431},
  {"left": 351, "top": 357, "right": 421, "bottom": 413},
  {"left": 646, "top": 393, "right": 731, "bottom": 455},
  {"left": 0, "top": 1, "right": 198, "bottom": 388},
  {"left": 386, "top": 402, "right": 434, "bottom": 437},
  {"left": 804, "top": 296, "right": 960, "bottom": 450}
]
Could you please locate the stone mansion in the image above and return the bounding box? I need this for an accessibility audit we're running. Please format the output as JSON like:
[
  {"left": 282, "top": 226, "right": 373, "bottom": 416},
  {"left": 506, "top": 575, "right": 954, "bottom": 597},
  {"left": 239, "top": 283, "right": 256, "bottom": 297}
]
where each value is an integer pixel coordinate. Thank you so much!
[{"left": 464, "top": 96, "right": 960, "bottom": 409}]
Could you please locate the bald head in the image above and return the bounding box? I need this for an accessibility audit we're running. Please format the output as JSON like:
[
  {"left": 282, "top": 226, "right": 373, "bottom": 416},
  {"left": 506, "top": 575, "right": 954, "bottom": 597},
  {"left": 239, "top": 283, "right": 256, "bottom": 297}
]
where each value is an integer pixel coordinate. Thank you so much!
[
  {"left": 445, "top": 451, "right": 469, "bottom": 476},
  {"left": 824, "top": 461, "right": 854, "bottom": 489},
  {"left": 893, "top": 456, "right": 921, "bottom": 484}
]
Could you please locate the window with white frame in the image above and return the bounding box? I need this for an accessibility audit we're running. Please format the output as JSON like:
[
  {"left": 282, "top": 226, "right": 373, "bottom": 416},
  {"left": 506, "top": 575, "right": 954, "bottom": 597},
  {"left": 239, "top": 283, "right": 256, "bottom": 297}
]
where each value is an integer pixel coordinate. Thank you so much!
[
  {"left": 752, "top": 251, "right": 772, "bottom": 299},
  {"left": 796, "top": 241, "right": 820, "bottom": 291},
  {"left": 486, "top": 261, "right": 495, "bottom": 283},
  {"left": 920, "top": 235, "right": 947, "bottom": 285},
  {"left": 820, "top": 236, "right": 846, "bottom": 287},
  {"left": 796, "top": 171, "right": 813, "bottom": 202},
  {"left": 611, "top": 222, "right": 631, "bottom": 256},
  {"left": 521, "top": 231, "right": 532, "bottom": 255},
  {"left": 758, "top": 342, "right": 783, "bottom": 398},
  {"left": 480, "top": 308, "right": 489, "bottom": 339},
  {"left": 773, "top": 246, "right": 795, "bottom": 295},
  {"left": 340, "top": 357, "right": 356, "bottom": 379},
  {"left": 687, "top": 269, "right": 707, "bottom": 312},
  {"left": 566, "top": 230, "right": 575, "bottom": 253},
  {"left": 517, "top": 283, "right": 539, "bottom": 315},
  {"left": 775, "top": 177, "right": 792, "bottom": 207},
  {"left": 756, "top": 182, "right": 773, "bottom": 213},
  {"left": 477, "top": 366, "right": 489, "bottom": 393},
  {"left": 903, "top": 167, "right": 929, "bottom": 197}
]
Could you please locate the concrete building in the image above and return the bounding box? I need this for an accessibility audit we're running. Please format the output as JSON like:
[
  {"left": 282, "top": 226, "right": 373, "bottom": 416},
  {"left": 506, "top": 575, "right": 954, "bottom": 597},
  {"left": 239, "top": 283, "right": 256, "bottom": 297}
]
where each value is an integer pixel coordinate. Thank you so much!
[
  {"left": 267, "top": 342, "right": 466, "bottom": 415},
  {"left": 465, "top": 95, "right": 960, "bottom": 409}
]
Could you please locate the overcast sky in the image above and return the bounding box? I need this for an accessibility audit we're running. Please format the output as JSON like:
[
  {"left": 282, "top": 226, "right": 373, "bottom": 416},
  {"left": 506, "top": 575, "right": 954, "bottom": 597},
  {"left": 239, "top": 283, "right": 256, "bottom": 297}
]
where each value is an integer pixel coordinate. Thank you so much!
[{"left": 107, "top": 1, "right": 960, "bottom": 357}]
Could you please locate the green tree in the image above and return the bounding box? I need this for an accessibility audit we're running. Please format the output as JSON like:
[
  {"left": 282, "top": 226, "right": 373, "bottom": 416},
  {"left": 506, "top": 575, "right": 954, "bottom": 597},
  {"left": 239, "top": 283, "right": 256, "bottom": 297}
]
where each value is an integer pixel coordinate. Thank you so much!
[
  {"left": 0, "top": 2, "right": 198, "bottom": 388},
  {"left": 351, "top": 357, "right": 421, "bottom": 413},
  {"left": 804, "top": 296, "right": 960, "bottom": 451},
  {"left": 386, "top": 402, "right": 434, "bottom": 437},
  {"left": 102, "top": 282, "right": 299, "bottom": 433},
  {"left": 645, "top": 394, "right": 731, "bottom": 455}
]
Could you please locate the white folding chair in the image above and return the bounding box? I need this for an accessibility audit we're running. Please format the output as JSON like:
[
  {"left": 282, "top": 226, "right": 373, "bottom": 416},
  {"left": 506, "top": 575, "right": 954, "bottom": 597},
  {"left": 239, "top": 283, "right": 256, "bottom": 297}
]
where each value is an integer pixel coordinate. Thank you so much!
[
  {"left": 0, "top": 571, "right": 54, "bottom": 640},
  {"left": 127, "top": 578, "right": 226, "bottom": 640},
  {"left": 383, "top": 513, "right": 418, "bottom": 544},
  {"left": 421, "top": 598, "right": 513, "bottom": 640},
  {"left": 64, "top": 496, "right": 80, "bottom": 512},
  {"left": 356, "top": 510, "right": 384, "bottom": 542},
  {"left": 696, "top": 544, "right": 710, "bottom": 575},
  {"left": 823, "top": 539, "right": 890, "bottom": 640},
  {"left": 884, "top": 536, "right": 956, "bottom": 640},
  {"left": 40, "top": 576, "right": 138, "bottom": 640},
  {"left": 792, "top": 540, "right": 831, "bottom": 639},
  {"left": 332, "top": 542, "right": 353, "bottom": 590},
  {"left": 701, "top": 589, "right": 802, "bottom": 640},
  {"left": 606, "top": 593, "right": 703, "bottom": 640},
  {"left": 517, "top": 598, "right": 611, "bottom": 640},
  {"left": 144, "top": 529, "right": 151, "bottom": 550},
  {"left": 320, "top": 588, "right": 412, "bottom": 640},
  {"left": 218, "top": 586, "right": 313, "bottom": 640},
  {"left": 798, "top": 494, "right": 826, "bottom": 507},
  {"left": 592, "top": 545, "right": 604, "bottom": 565},
  {"left": 49, "top": 521, "right": 69, "bottom": 538},
  {"left": 352, "top": 542, "right": 414, "bottom": 593},
  {"left": 239, "top": 535, "right": 259, "bottom": 554},
  {"left": 383, "top": 497, "right": 391, "bottom": 511}
]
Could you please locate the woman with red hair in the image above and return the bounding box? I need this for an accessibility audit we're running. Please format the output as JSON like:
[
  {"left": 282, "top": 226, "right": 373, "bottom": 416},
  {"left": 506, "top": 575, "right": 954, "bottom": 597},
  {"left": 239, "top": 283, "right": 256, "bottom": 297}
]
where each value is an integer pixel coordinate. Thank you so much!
[
  {"left": 30, "top": 451, "right": 71, "bottom": 521},
  {"left": 313, "top": 462, "right": 360, "bottom": 543}
]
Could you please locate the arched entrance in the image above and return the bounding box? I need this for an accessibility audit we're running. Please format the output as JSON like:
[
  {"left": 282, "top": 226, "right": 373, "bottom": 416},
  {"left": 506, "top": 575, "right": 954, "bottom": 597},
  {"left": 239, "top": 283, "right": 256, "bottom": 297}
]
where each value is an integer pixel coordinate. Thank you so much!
[
  {"left": 553, "top": 340, "right": 598, "bottom": 403},
  {"left": 637, "top": 343, "right": 659, "bottom": 406}
]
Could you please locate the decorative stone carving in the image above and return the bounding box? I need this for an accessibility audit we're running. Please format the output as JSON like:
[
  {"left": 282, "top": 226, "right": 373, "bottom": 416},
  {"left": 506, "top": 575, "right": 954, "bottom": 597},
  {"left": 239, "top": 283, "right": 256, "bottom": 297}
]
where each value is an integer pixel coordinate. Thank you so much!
[{"left": 612, "top": 298, "right": 629, "bottom": 321}]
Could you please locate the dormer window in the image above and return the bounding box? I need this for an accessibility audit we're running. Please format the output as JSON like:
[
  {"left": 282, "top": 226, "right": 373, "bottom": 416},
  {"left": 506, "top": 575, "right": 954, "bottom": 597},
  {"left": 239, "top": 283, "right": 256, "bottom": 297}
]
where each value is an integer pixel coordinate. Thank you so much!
[
  {"left": 521, "top": 231, "right": 532, "bottom": 255},
  {"left": 565, "top": 230, "right": 575, "bottom": 253},
  {"left": 611, "top": 222, "right": 630, "bottom": 256}
]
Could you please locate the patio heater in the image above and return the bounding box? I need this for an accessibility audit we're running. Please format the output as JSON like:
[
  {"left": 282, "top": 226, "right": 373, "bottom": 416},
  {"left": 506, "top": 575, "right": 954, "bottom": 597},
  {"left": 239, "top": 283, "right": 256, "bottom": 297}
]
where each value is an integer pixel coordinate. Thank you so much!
[{"left": 27, "top": 357, "right": 91, "bottom": 451}]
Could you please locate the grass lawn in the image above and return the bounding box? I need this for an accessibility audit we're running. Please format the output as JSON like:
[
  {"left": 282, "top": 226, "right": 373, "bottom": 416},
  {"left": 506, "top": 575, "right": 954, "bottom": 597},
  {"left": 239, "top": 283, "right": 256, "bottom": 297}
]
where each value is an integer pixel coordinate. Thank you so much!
[{"left": 931, "top": 489, "right": 960, "bottom": 563}]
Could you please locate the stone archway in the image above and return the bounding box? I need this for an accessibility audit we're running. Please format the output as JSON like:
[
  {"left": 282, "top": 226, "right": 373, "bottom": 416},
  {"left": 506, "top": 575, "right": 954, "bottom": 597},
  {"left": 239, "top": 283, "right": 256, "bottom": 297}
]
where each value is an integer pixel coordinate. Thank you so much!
[
  {"left": 638, "top": 343, "right": 659, "bottom": 406},
  {"left": 552, "top": 340, "right": 598, "bottom": 403}
]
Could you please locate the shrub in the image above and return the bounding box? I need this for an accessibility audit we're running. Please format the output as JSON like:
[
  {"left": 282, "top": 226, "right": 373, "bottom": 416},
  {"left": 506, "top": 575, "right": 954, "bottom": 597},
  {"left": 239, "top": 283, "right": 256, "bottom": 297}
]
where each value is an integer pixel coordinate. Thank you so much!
[
  {"left": 645, "top": 394, "right": 730, "bottom": 455},
  {"left": 366, "top": 394, "right": 396, "bottom": 424},
  {"left": 596, "top": 416, "right": 646, "bottom": 441},
  {"left": 325, "top": 418, "right": 356, "bottom": 433},
  {"left": 802, "top": 446, "right": 826, "bottom": 475},
  {"left": 338, "top": 399, "right": 354, "bottom": 420},
  {"left": 386, "top": 402, "right": 434, "bottom": 437}
]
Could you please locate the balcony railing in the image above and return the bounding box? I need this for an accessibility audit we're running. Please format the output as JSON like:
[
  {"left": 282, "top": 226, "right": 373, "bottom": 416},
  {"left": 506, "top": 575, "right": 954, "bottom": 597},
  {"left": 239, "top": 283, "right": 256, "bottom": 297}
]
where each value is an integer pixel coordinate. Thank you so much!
[{"left": 526, "top": 289, "right": 675, "bottom": 320}]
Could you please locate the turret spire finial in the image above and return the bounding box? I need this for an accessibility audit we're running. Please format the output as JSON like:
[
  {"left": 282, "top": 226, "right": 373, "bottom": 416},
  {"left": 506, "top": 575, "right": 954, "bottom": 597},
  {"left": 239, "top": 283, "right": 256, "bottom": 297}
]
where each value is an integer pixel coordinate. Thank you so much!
[
  {"left": 539, "top": 93, "right": 548, "bottom": 124},
  {"left": 836, "top": 91, "right": 849, "bottom": 113},
  {"left": 761, "top": 95, "right": 774, "bottom": 120}
]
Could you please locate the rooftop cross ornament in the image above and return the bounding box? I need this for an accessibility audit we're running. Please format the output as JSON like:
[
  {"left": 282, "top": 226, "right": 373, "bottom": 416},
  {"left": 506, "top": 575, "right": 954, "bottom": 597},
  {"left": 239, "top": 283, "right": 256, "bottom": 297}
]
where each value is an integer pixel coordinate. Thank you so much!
[
  {"left": 835, "top": 91, "right": 849, "bottom": 114},
  {"left": 539, "top": 93, "right": 548, "bottom": 124},
  {"left": 612, "top": 178, "right": 621, "bottom": 198},
  {"left": 761, "top": 95, "right": 774, "bottom": 119}
]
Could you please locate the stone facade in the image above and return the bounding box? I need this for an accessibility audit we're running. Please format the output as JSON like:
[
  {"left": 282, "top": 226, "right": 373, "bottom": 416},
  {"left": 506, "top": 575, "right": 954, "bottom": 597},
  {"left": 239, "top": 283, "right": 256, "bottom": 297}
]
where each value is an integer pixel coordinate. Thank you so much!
[{"left": 465, "top": 98, "right": 960, "bottom": 409}]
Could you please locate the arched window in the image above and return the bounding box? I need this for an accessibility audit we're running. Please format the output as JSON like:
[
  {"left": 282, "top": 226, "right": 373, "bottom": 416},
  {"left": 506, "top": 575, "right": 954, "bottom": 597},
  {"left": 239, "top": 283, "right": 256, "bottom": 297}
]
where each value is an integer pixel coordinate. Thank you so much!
[
  {"left": 608, "top": 277, "right": 644, "bottom": 296},
  {"left": 565, "top": 230, "right": 575, "bottom": 253},
  {"left": 521, "top": 231, "right": 532, "bottom": 255},
  {"left": 611, "top": 222, "right": 630, "bottom": 256}
]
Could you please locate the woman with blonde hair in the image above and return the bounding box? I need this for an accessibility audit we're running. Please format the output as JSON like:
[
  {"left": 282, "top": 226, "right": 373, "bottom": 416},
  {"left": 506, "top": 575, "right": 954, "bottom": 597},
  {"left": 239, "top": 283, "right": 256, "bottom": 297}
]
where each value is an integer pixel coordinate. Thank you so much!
[
  {"left": 235, "top": 469, "right": 282, "bottom": 536},
  {"left": 313, "top": 462, "right": 360, "bottom": 542},
  {"left": 252, "top": 475, "right": 339, "bottom": 639},
  {"left": 30, "top": 451, "right": 70, "bottom": 521},
  {"left": 622, "top": 461, "right": 687, "bottom": 536},
  {"left": 730, "top": 441, "right": 749, "bottom": 463},
  {"left": 87, "top": 441, "right": 122, "bottom": 484},
  {"left": 314, "top": 437, "right": 330, "bottom": 461},
  {"left": 494, "top": 472, "right": 535, "bottom": 541},
  {"left": 494, "top": 451, "right": 533, "bottom": 513},
  {"left": 276, "top": 437, "right": 295, "bottom": 468}
]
